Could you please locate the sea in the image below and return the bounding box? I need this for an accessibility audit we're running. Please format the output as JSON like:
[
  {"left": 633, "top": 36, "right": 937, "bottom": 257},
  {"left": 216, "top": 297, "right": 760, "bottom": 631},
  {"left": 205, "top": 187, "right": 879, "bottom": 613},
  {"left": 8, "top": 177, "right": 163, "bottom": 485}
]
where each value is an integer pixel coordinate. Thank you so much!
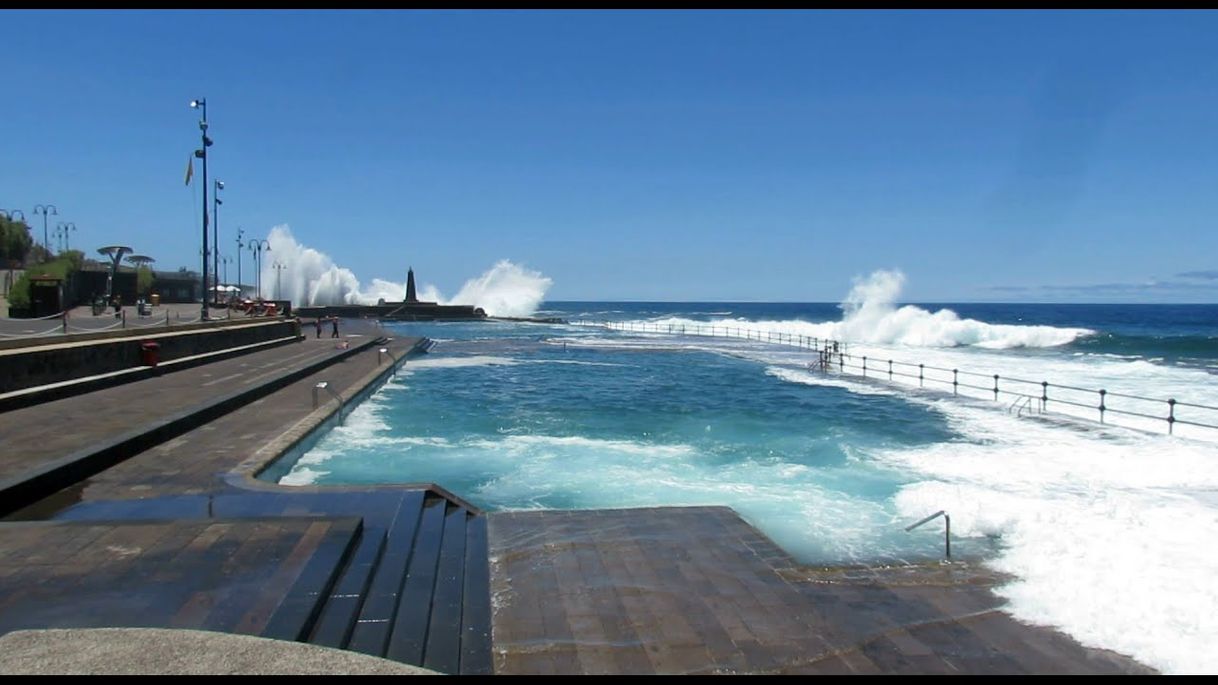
[{"left": 273, "top": 281, "right": 1218, "bottom": 674}]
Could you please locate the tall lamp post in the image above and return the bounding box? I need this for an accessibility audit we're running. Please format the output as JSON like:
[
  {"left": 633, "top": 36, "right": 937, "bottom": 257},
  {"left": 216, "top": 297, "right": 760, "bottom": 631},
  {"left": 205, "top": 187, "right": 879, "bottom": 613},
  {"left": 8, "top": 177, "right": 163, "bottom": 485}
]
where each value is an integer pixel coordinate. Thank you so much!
[
  {"left": 248, "top": 238, "right": 270, "bottom": 299},
  {"left": 212, "top": 179, "right": 223, "bottom": 304},
  {"left": 272, "top": 261, "right": 287, "bottom": 300},
  {"left": 33, "top": 204, "right": 57, "bottom": 255},
  {"left": 190, "top": 97, "right": 212, "bottom": 320},
  {"left": 235, "top": 226, "right": 244, "bottom": 300},
  {"left": 55, "top": 221, "right": 77, "bottom": 253}
]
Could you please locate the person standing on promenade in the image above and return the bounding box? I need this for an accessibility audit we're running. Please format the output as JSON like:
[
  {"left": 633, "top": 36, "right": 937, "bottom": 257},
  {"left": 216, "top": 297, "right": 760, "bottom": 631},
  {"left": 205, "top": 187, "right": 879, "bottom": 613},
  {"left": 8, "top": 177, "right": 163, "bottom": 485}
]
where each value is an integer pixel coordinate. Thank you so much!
[
  {"left": 331, "top": 316, "right": 339, "bottom": 338},
  {"left": 314, "top": 317, "right": 322, "bottom": 338}
]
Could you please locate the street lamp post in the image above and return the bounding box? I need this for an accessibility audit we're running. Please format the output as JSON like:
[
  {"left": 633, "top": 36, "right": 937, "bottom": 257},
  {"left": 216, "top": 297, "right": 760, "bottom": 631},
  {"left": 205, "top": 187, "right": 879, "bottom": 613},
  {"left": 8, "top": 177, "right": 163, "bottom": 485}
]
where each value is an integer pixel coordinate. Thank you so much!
[
  {"left": 235, "top": 226, "right": 244, "bottom": 300},
  {"left": 213, "top": 179, "right": 223, "bottom": 304},
  {"left": 190, "top": 98, "right": 213, "bottom": 321},
  {"left": 248, "top": 239, "right": 270, "bottom": 300},
  {"left": 220, "top": 255, "right": 231, "bottom": 292},
  {"left": 55, "top": 222, "right": 77, "bottom": 253},
  {"left": 273, "top": 261, "right": 287, "bottom": 300},
  {"left": 33, "top": 204, "right": 57, "bottom": 255}
]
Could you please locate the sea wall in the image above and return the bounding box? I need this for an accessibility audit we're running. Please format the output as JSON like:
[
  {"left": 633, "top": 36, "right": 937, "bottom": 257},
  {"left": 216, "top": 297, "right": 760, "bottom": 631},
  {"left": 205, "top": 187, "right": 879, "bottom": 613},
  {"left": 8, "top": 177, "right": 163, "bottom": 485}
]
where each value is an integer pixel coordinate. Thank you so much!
[{"left": 0, "top": 319, "right": 302, "bottom": 395}]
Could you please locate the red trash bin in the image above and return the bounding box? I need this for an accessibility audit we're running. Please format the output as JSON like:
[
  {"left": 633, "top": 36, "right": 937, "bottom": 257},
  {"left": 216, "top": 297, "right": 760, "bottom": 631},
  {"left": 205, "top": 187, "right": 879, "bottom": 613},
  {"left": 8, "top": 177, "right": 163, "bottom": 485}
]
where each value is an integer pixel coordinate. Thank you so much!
[{"left": 140, "top": 341, "right": 160, "bottom": 367}]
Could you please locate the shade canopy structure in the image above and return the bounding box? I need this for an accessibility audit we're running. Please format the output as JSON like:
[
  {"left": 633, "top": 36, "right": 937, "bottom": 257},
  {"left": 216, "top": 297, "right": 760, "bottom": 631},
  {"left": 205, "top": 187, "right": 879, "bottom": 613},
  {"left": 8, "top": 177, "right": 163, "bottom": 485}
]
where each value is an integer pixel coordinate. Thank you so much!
[{"left": 97, "top": 246, "right": 134, "bottom": 300}]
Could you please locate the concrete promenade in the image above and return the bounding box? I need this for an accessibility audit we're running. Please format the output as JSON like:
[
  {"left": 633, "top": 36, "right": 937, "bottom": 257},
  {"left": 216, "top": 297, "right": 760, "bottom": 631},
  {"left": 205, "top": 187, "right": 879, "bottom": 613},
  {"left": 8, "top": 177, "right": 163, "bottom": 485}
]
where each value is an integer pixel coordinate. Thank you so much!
[{"left": 0, "top": 319, "right": 416, "bottom": 515}]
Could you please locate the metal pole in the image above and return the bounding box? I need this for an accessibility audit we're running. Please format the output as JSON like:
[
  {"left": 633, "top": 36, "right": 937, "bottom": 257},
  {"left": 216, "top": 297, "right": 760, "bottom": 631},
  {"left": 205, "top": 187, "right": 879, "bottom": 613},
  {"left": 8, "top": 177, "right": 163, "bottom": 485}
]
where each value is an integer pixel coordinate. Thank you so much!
[
  {"left": 213, "top": 181, "right": 221, "bottom": 305},
  {"left": 905, "top": 510, "right": 951, "bottom": 560},
  {"left": 236, "top": 227, "right": 244, "bottom": 300},
  {"left": 197, "top": 99, "right": 210, "bottom": 321}
]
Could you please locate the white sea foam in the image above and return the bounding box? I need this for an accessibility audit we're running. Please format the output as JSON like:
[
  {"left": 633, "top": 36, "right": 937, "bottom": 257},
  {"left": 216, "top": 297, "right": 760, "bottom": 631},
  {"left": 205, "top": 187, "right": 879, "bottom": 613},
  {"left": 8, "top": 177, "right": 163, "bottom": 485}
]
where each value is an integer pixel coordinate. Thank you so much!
[
  {"left": 869, "top": 398, "right": 1218, "bottom": 675},
  {"left": 523, "top": 356, "right": 630, "bottom": 368},
  {"left": 400, "top": 355, "right": 519, "bottom": 370},
  {"left": 424, "top": 259, "right": 552, "bottom": 318},
  {"left": 764, "top": 366, "right": 898, "bottom": 396},
  {"left": 279, "top": 466, "right": 327, "bottom": 486},
  {"left": 452, "top": 435, "right": 898, "bottom": 557},
  {"left": 261, "top": 225, "right": 550, "bottom": 316},
  {"left": 465, "top": 434, "right": 697, "bottom": 458},
  {"left": 608, "top": 270, "right": 1092, "bottom": 350}
]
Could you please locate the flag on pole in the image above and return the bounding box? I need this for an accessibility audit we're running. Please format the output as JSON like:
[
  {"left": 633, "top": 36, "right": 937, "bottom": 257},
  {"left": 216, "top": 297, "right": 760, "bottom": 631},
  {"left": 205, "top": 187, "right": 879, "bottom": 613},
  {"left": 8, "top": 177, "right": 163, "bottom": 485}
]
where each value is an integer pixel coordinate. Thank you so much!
[{"left": 185, "top": 154, "right": 194, "bottom": 186}]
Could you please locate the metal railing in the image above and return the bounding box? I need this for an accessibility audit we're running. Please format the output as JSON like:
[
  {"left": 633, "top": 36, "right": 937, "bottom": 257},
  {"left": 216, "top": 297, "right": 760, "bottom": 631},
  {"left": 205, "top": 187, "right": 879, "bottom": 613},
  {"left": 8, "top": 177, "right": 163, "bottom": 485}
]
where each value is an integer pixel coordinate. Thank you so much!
[
  {"left": 1, "top": 309, "right": 210, "bottom": 339},
  {"left": 378, "top": 346, "right": 403, "bottom": 378},
  {"left": 1, "top": 308, "right": 221, "bottom": 338},
  {"left": 312, "top": 380, "right": 346, "bottom": 424},
  {"left": 905, "top": 510, "right": 951, "bottom": 560},
  {"left": 830, "top": 350, "right": 1218, "bottom": 437},
  {"left": 571, "top": 319, "right": 848, "bottom": 355},
  {"left": 572, "top": 319, "right": 1218, "bottom": 437}
]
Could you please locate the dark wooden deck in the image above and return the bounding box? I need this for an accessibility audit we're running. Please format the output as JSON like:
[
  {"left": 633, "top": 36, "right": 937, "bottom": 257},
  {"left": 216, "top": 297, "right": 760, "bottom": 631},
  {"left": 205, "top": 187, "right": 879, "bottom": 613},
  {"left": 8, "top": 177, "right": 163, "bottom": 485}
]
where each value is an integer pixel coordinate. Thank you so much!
[{"left": 488, "top": 507, "right": 1154, "bottom": 675}]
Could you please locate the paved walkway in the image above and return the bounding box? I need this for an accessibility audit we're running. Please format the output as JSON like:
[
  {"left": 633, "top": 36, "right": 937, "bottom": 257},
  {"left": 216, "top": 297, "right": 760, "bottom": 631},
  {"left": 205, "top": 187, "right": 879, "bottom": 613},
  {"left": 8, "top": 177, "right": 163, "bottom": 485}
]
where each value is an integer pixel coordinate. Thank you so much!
[
  {"left": 0, "top": 323, "right": 419, "bottom": 520},
  {"left": 0, "top": 302, "right": 296, "bottom": 340},
  {"left": 0, "top": 517, "right": 359, "bottom": 637},
  {"left": 0, "top": 333, "right": 364, "bottom": 485},
  {"left": 69, "top": 334, "right": 419, "bottom": 504},
  {"left": 489, "top": 507, "right": 1154, "bottom": 675}
]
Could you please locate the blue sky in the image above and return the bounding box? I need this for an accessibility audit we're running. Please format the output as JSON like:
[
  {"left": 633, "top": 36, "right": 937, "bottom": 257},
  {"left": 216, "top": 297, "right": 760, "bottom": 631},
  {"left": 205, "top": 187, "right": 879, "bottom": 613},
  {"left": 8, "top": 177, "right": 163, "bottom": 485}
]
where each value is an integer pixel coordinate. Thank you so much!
[{"left": 2, "top": 10, "right": 1217, "bottom": 302}]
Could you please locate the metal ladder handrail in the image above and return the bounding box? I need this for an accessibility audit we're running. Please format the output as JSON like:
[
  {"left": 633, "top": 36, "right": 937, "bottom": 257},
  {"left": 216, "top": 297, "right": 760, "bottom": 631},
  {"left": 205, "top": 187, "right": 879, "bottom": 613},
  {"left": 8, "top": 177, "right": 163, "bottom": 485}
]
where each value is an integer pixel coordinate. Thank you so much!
[
  {"left": 312, "top": 380, "right": 346, "bottom": 424},
  {"left": 905, "top": 510, "right": 951, "bottom": 560},
  {"left": 1008, "top": 395, "right": 1033, "bottom": 416},
  {"left": 378, "top": 346, "right": 401, "bottom": 377}
]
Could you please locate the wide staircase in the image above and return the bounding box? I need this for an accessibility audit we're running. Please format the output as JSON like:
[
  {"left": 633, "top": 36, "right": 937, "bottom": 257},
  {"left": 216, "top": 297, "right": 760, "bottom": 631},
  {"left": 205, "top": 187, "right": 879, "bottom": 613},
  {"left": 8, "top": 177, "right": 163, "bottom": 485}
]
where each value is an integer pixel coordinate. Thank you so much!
[{"left": 260, "top": 490, "right": 492, "bottom": 675}]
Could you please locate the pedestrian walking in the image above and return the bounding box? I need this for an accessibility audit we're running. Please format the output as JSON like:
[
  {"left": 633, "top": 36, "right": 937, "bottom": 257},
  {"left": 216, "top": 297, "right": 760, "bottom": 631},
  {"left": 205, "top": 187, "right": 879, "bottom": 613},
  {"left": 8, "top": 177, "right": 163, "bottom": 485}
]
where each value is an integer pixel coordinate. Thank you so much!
[
  {"left": 331, "top": 316, "right": 340, "bottom": 338},
  {"left": 314, "top": 318, "right": 322, "bottom": 338}
]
